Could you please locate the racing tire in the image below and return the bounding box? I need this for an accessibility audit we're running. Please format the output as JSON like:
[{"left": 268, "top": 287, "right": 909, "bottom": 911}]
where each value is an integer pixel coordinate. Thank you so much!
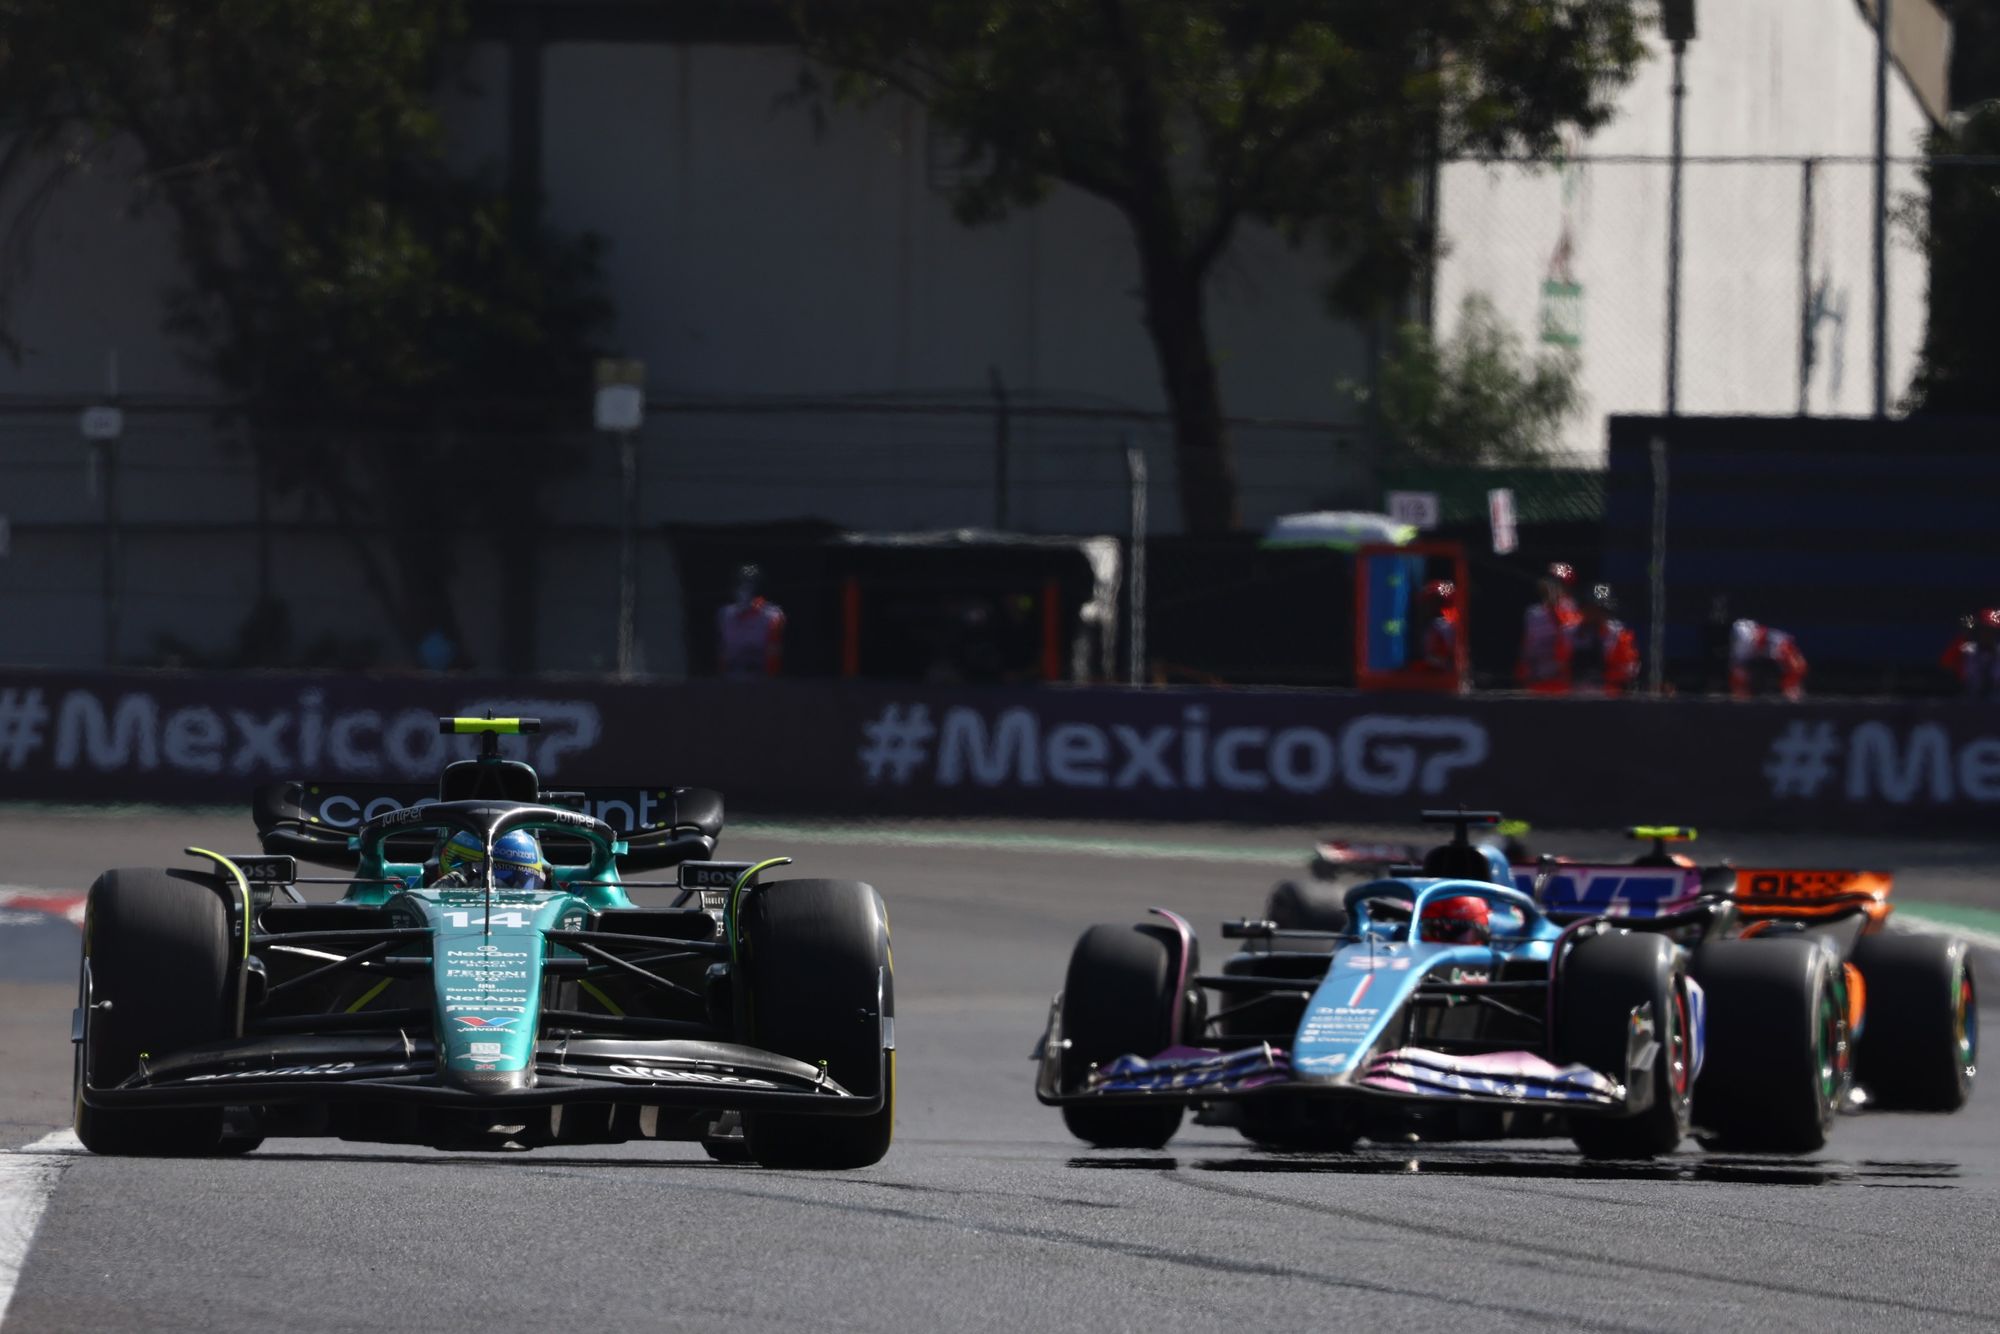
[
  {"left": 1059, "top": 923, "right": 1188, "bottom": 1149},
  {"left": 740, "top": 879, "right": 895, "bottom": 1169},
  {"left": 73, "top": 868, "right": 237, "bottom": 1156},
  {"left": 1691, "top": 937, "right": 1844, "bottom": 1154},
  {"left": 1555, "top": 932, "right": 1692, "bottom": 1159},
  {"left": 1265, "top": 881, "right": 1349, "bottom": 939},
  {"left": 1851, "top": 932, "right": 1976, "bottom": 1112}
]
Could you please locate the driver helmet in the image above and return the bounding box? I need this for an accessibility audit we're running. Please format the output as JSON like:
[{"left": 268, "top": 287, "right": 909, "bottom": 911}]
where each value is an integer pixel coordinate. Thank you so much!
[
  {"left": 1420, "top": 579, "right": 1455, "bottom": 608},
  {"left": 1419, "top": 894, "right": 1492, "bottom": 946},
  {"left": 436, "top": 829, "right": 550, "bottom": 890}
]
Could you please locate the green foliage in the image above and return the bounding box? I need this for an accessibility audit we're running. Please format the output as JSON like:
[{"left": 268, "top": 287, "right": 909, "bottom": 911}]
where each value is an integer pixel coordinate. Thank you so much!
[
  {"left": 0, "top": 0, "right": 612, "bottom": 664},
  {"left": 1367, "top": 294, "right": 1582, "bottom": 465},
  {"left": 792, "top": 0, "right": 1646, "bottom": 530},
  {"left": 0, "top": 0, "right": 606, "bottom": 414},
  {"left": 1902, "top": 106, "right": 2000, "bottom": 415}
]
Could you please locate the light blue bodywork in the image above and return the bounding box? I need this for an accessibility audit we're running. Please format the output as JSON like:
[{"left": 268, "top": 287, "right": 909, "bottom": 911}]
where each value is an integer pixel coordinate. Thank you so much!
[{"left": 1287, "top": 877, "right": 1558, "bottom": 1084}]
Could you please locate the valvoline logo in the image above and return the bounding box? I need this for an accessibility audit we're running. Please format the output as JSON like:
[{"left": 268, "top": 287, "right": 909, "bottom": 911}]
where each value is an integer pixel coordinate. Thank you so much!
[
  {"left": 1513, "top": 867, "right": 1702, "bottom": 918},
  {"left": 453, "top": 1015, "right": 518, "bottom": 1031}
]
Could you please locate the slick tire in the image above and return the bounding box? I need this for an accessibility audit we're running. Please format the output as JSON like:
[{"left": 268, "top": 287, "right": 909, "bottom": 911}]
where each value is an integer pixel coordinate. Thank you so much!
[
  {"left": 73, "top": 868, "right": 237, "bottom": 1156},
  {"left": 1555, "top": 932, "right": 1692, "bottom": 1159},
  {"left": 1691, "top": 937, "right": 1844, "bottom": 1153},
  {"left": 1852, "top": 931, "right": 1976, "bottom": 1112},
  {"left": 740, "top": 879, "right": 895, "bottom": 1169},
  {"left": 1059, "top": 923, "right": 1188, "bottom": 1150},
  {"left": 1265, "top": 881, "right": 1349, "bottom": 940}
]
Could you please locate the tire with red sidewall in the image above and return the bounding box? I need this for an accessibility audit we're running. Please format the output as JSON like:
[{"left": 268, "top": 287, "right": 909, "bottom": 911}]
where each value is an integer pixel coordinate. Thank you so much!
[{"left": 1555, "top": 931, "right": 1692, "bottom": 1159}]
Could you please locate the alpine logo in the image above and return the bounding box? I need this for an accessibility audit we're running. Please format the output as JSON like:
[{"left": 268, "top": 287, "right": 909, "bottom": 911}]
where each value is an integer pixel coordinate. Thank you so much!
[{"left": 454, "top": 1015, "right": 518, "bottom": 1030}]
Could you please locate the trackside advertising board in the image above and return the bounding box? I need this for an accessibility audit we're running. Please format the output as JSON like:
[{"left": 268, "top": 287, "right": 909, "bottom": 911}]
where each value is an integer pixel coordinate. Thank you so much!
[{"left": 2, "top": 670, "right": 2000, "bottom": 832}]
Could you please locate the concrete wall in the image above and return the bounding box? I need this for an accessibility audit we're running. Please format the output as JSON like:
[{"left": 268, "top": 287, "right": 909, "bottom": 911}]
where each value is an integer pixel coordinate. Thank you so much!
[{"left": 1436, "top": 0, "right": 1938, "bottom": 460}]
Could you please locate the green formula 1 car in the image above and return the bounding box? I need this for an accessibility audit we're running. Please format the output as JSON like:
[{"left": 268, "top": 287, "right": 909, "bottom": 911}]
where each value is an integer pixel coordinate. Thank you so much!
[{"left": 72, "top": 717, "right": 894, "bottom": 1167}]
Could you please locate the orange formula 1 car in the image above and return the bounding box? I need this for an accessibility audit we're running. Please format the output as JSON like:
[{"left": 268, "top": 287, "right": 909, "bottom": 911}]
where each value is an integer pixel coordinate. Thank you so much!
[{"left": 1516, "top": 827, "right": 1975, "bottom": 1151}]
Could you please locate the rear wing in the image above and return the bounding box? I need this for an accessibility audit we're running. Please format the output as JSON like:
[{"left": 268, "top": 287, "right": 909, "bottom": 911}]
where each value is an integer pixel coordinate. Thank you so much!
[
  {"left": 252, "top": 781, "right": 723, "bottom": 870},
  {"left": 1309, "top": 840, "right": 1421, "bottom": 880},
  {"left": 1730, "top": 868, "right": 1893, "bottom": 916},
  {"left": 1512, "top": 864, "right": 1709, "bottom": 919},
  {"left": 1515, "top": 861, "right": 1894, "bottom": 922}
]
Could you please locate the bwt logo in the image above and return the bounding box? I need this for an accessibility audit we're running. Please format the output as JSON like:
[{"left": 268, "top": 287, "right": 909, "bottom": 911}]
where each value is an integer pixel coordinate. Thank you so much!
[
  {"left": 1515, "top": 870, "right": 1696, "bottom": 918},
  {"left": 857, "top": 703, "right": 1487, "bottom": 797}
]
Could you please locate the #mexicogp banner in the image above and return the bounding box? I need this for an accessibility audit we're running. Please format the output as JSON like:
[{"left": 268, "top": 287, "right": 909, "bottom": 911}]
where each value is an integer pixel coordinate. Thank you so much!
[{"left": 1, "top": 668, "right": 1999, "bottom": 833}]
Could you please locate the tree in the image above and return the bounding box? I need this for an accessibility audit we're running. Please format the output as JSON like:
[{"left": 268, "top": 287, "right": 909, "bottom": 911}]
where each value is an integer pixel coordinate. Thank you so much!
[
  {"left": 793, "top": 0, "right": 1646, "bottom": 532},
  {"left": 0, "top": 0, "right": 610, "bottom": 668},
  {"left": 1365, "top": 293, "right": 1582, "bottom": 464},
  {"left": 1902, "top": 0, "right": 2000, "bottom": 414}
]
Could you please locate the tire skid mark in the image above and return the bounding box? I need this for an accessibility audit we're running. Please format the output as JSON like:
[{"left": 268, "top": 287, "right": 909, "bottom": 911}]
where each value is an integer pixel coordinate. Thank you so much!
[
  {"left": 1170, "top": 1169, "right": 2000, "bottom": 1326},
  {"left": 625, "top": 1175, "right": 1645, "bottom": 1333},
  {"left": 1469, "top": 1176, "right": 1944, "bottom": 1242}
]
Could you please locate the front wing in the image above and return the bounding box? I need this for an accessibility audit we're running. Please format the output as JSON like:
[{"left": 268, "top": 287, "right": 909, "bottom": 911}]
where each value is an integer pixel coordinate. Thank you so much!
[
  {"left": 1034, "top": 992, "right": 1656, "bottom": 1117},
  {"left": 79, "top": 1034, "right": 887, "bottom": 1117}
]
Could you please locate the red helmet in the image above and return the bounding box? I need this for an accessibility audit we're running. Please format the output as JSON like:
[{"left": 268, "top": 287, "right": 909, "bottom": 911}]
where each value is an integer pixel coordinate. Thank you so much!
[
  {"left": 1421, "top": 579, "right": 1455, "bottom": 605},
  {"left": 1419, "top": 894, "right": 1491, "bottom": 945},
  {"left": 1546, "top": 562, "right": 1576, "bottom": 587}
]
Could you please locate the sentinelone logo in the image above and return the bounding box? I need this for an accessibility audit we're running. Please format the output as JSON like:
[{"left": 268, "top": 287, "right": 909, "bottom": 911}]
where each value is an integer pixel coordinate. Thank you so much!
[{"left": 857, "top": 703, "right": 1488, "bottom": 796}]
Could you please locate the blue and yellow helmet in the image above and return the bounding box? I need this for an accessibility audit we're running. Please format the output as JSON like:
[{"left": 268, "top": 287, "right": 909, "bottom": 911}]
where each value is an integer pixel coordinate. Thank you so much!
[{"left": 438, "top": 829, "right": 549, "bottom": 890}]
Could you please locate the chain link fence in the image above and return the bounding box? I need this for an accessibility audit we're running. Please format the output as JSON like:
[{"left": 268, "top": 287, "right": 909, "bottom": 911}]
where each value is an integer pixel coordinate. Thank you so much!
[{"left": 0, "top": 395, "right": 1380, "bottom": 676}]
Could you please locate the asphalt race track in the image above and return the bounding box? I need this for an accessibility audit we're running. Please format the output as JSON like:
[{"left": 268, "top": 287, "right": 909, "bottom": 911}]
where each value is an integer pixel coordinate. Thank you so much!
[{"left": 1, "top": 808, "right": 1997, "bottom": 1333}]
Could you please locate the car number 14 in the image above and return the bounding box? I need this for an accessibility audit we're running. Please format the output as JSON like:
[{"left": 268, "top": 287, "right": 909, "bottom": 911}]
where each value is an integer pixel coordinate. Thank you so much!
[{"left": 441, "top": 909, "right": 532, "bottom": 929}]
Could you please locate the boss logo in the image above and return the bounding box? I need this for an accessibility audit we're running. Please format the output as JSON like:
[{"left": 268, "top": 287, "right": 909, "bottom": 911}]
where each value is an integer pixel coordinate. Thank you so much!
[{"left": 680, "top": 862, "right": 753, "bottom": 890}]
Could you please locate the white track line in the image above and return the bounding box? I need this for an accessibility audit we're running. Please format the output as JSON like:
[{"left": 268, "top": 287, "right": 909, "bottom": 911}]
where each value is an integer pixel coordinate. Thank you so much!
[
  {"left": 0, "top": 1131, "right": 81, "bottom": 1327},
  {"left": 1895, "top": 912, "right": 2000, "bottom": 957}
]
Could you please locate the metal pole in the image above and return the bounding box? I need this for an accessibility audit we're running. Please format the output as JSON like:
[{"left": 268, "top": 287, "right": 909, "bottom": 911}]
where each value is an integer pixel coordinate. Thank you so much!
[
  {"left": 989, "top": 364, "right": 1010, "bottom": 530},
  {"left": 1665, "top": 40, "right": 1687, "bottom": 416},
  {"left": 102, "top": 348, "right": 120, "bottom": 667},
  {"left": 1797, "top": 158, "right": 1816, "bottom": 415},
  {"left": 617, "top": 431, "right": 637, "bottom": 677},
  {"left": 1872, "top": 0, "right": 1890, "bottom": 418},
  {"left": 101, "top": 440, "right": 118, "bottom": 667},
  {"left": 1124, "top": 435, "right": 1147, "bottom": 686},
  {"left": 1648, "top": 437, "right": 1669, "bottom": 695}
]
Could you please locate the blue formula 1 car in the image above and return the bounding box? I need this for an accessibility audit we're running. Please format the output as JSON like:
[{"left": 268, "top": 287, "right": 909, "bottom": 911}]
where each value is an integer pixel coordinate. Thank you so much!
[
  {"left": 1036, "top": 811, "right": 1708, "bottom": 1158},
  {"left": 72, "top": 717, "right": 894, "bottom": 1167}
]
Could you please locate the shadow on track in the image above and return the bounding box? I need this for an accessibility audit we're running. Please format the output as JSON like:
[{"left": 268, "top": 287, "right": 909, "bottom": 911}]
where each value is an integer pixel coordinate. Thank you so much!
[{"left": 1067, "top": 1147, "right": 1959, "bottom": 1188}]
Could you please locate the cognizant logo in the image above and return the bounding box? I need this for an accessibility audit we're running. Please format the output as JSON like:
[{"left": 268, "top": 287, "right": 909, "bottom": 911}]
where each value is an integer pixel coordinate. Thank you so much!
[{"left": 857, "top": 704, "right": 1487, "bottom": 797}]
